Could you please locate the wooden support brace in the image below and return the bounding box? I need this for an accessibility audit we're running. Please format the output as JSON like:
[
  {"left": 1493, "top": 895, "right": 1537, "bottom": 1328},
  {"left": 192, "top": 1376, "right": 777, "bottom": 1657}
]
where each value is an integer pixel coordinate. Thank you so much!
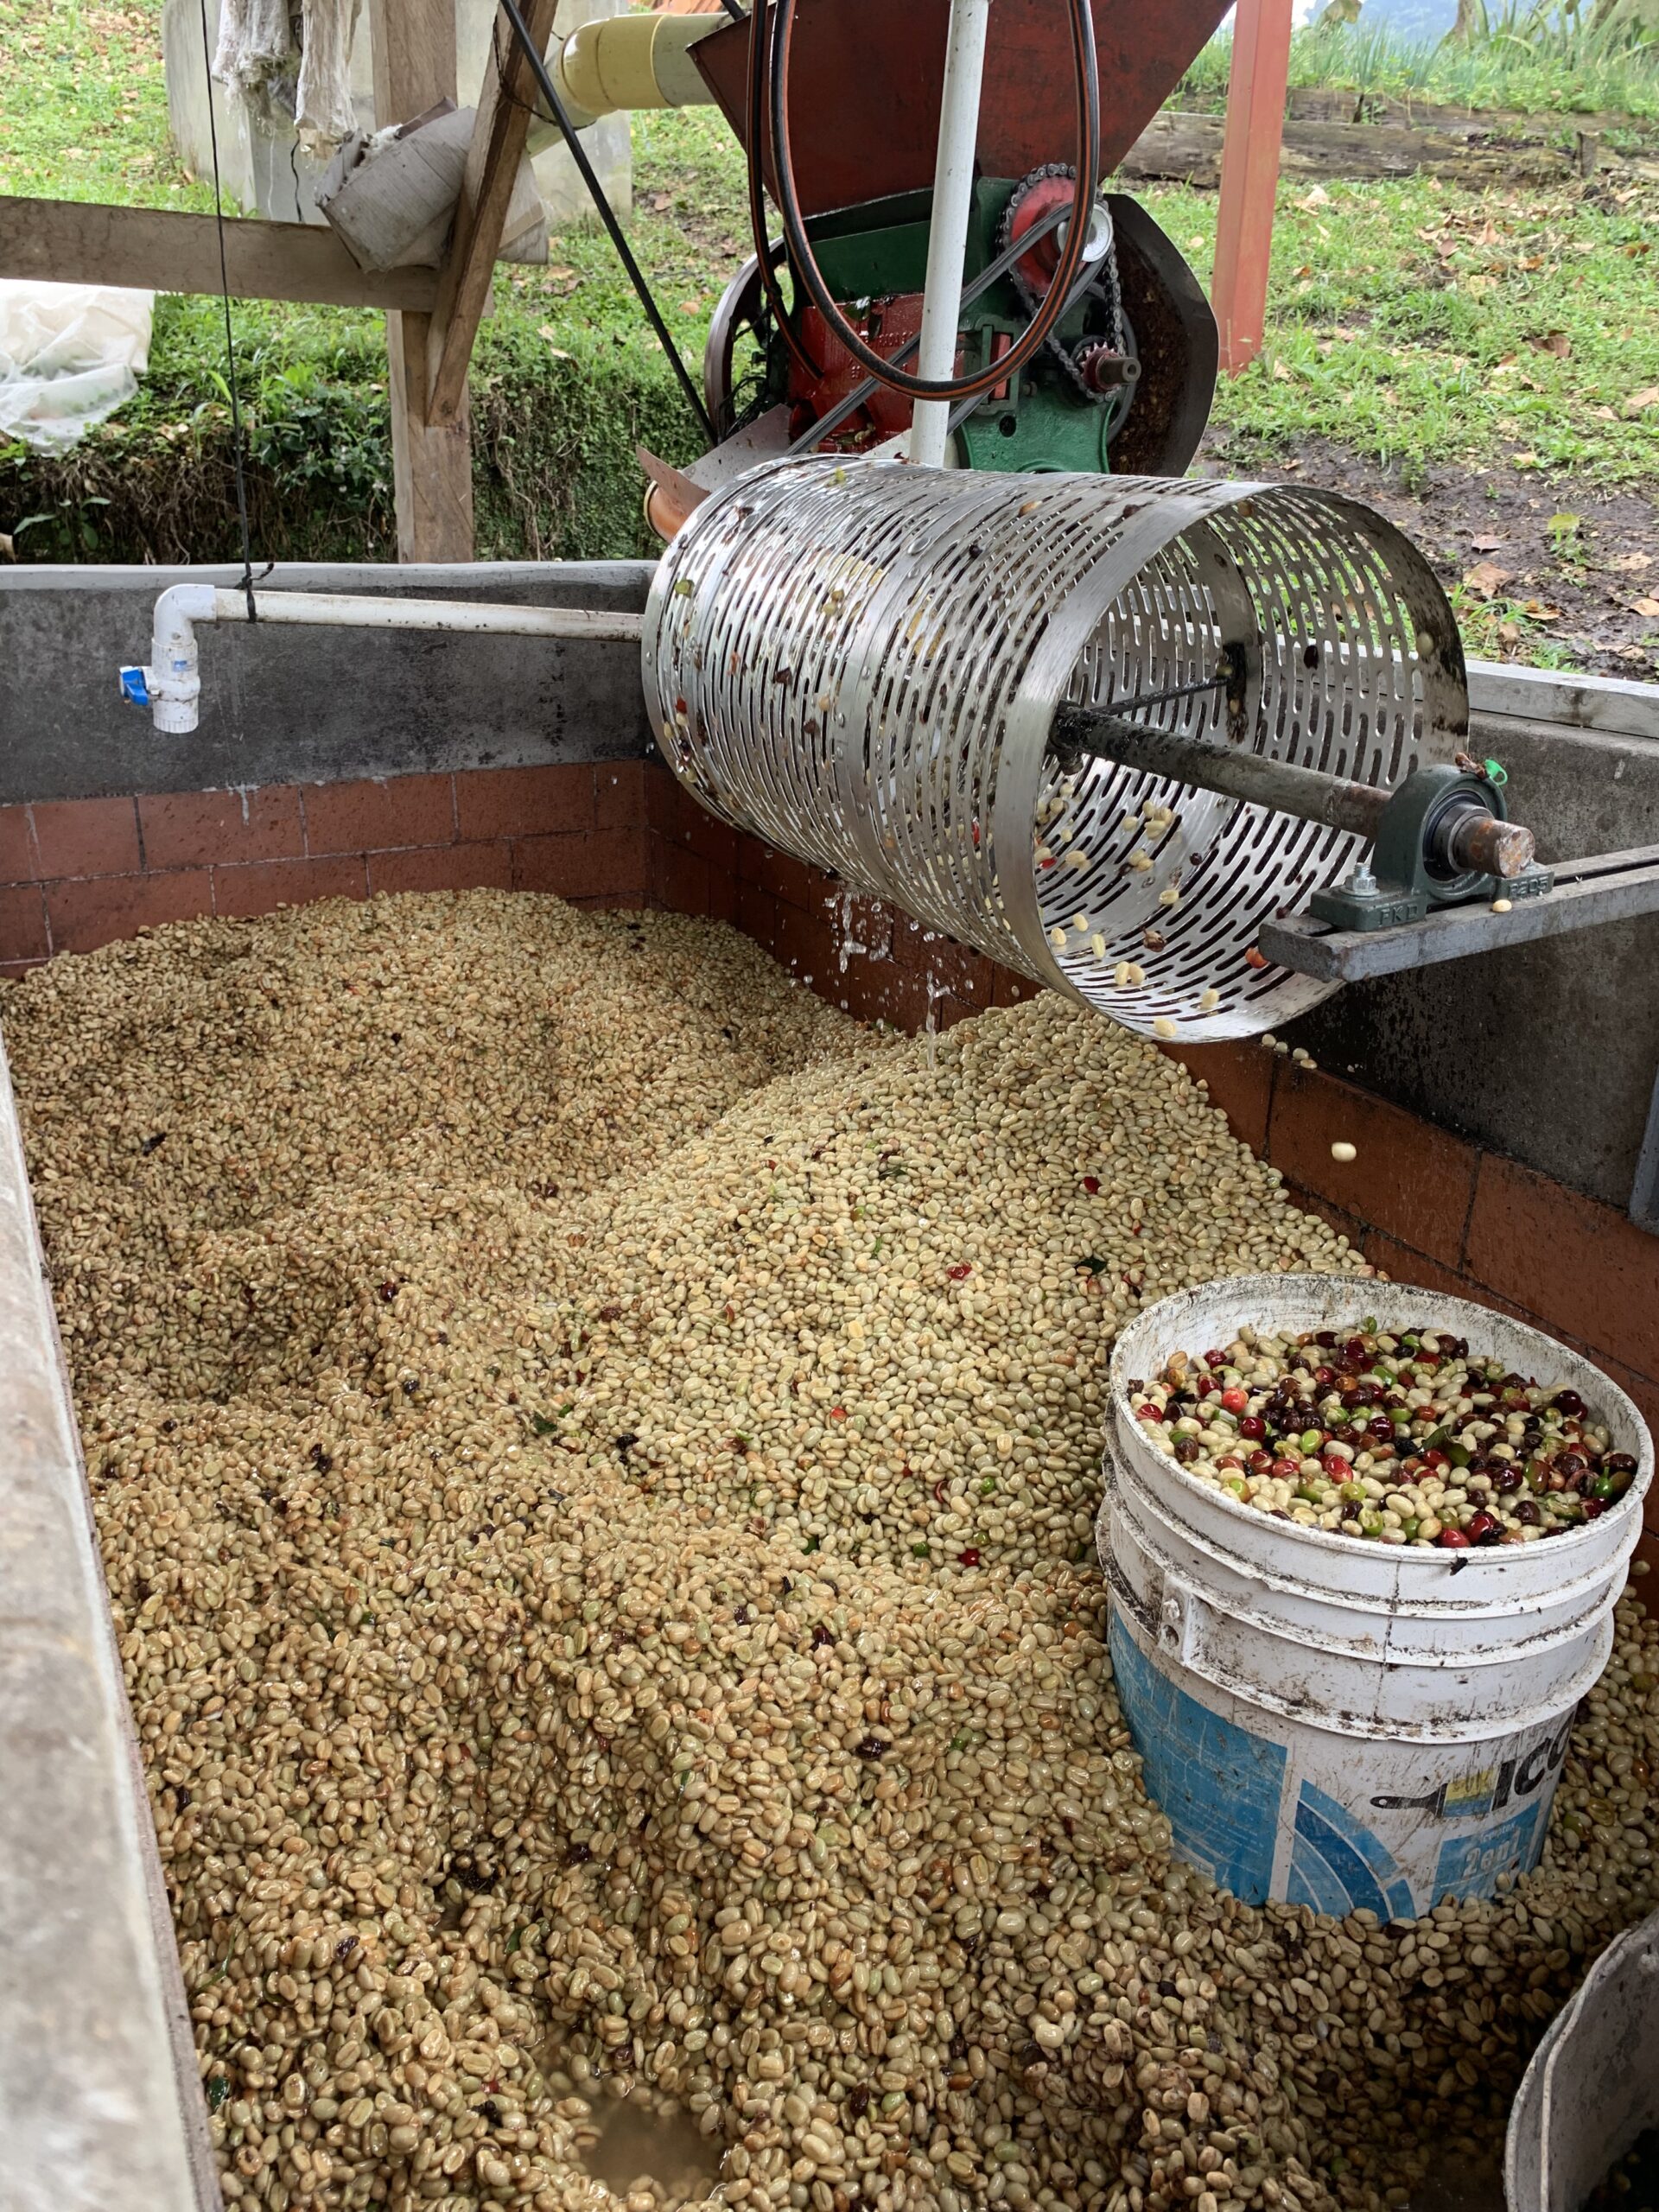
[
  {"left": 426, "top": 0, "right": 563, "bottom": 428},
  {"left": 0, "top": 194, "right": 438, "bottom": 311}
]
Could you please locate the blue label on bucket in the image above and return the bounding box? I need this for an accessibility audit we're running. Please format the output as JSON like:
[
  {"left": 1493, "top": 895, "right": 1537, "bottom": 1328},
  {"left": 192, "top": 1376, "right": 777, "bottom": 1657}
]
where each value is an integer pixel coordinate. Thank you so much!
[
  {"left": 1432, "top": 1804, "right": 1541, "bottom": 1903},
  {"left": 1287, "top": 1782, "right": 1420, "bottom": 1924},
  {"left": 1108, "top": 1611, "right": 1285, "bottom": 1903}
]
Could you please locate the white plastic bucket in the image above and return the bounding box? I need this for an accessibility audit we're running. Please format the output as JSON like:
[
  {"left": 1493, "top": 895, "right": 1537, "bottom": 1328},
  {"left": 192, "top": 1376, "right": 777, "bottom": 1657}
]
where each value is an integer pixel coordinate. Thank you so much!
[{"left": 1097, "top": 1275, "right": 1652, "bottom": 1921}]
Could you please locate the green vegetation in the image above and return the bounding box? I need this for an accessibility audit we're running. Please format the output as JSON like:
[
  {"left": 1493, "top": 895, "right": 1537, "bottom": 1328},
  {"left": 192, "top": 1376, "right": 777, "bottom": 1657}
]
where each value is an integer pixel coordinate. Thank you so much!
[
  {"left": 1147, "top": 171, "right": 1659, "bottom": 483},
  {"left": 3, "top": 0, "right": 1658, "bottom": 579},
  {"left": 0, "top": 3, "right": 721, "bottom": 561},
  {"left": 0, "top": 0, "right": 200, "bottom": 206},
  {"left": 1177, "top": 15, "right": 1659, "bottom": 122}
]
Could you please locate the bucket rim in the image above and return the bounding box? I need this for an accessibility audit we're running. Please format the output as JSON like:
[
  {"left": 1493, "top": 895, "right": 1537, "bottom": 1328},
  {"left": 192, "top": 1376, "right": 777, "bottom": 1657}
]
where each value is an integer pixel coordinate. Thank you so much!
[
  {"left": 1104, "top": 1558, "right": 1614, "bottom": 1744},
  {"left": 1109, "top": 1274, "right": 1653, "bottom": 1572},
  {"left": 1102, "top": 1458, "right": 1633, "bottom": 1644}
]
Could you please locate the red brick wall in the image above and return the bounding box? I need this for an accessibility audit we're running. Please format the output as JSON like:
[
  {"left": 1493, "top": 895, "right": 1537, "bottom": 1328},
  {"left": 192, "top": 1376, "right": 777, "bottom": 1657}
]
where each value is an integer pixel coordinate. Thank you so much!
[
  {"left": 645, "top": 763, "right": 1047, "bottom": 1030},
  {"left": 4, "top": 752, "right": 1656, "bottom": 1576},
  {"left": 0, "top": 762, "right": 648, "bottom": 975}
]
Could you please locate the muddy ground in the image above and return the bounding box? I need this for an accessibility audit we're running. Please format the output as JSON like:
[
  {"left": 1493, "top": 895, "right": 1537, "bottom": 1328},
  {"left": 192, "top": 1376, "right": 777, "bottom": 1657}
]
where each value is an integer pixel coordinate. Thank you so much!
[{"left": 1197, "top": 427, "right": 1659, "bottom": 677}]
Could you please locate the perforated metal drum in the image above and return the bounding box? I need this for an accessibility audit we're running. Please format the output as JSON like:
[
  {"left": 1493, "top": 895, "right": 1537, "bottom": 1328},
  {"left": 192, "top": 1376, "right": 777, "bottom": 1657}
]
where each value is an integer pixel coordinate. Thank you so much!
[{"left": 642, "top": 457, "right": 1467, "bottom": 1041}]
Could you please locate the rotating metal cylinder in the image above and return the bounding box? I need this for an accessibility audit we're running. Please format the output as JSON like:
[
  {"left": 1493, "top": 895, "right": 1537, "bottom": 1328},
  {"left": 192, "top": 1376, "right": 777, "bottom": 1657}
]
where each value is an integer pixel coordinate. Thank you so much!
[{"left": 642, "top": 457, "right": 1468, "bottom": 1041}]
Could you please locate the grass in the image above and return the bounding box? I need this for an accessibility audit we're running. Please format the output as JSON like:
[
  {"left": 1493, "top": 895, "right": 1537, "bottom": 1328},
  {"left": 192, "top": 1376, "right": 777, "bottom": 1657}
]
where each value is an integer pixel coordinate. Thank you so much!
[
  {"left": 1140, "top": 170, "right": 1659, "bottom": 482},
  {"left": 4, "top": 2, "right": 1659, "bottom": 575},
  {"left": 0, "top": 2, "right": 719, "bottom": 562},
  {"left": 0, "top": 0, "right": 207, "bottom": 206},
  {"left": 1177, "top": 16, "right": 1659, "bottom": 121}
]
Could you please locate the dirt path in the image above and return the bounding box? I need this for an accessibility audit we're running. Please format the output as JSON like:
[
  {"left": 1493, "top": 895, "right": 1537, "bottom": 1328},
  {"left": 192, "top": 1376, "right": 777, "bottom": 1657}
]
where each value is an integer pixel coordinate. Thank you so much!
[{"left": 1198, "top": 428, "right": 1659, "bottom": 677}]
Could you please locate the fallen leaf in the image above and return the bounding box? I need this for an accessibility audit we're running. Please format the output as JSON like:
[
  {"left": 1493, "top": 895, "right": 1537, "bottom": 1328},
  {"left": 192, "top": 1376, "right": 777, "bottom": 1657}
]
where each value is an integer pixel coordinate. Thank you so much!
[
  {"left": 1630, "top": 596, "right": 1659, "bottom": 619},
  {"left": 1612, "top": 551, "right": 1653, "bottom": 572},
  {"left": 1470, "top": 535, "right": 1505, "bottom": 552},
  {"left": 537, "top": 326, "right": 572, "bottom": 358},
  {"left": 1592, "top": 405, "right": 1618, "bottom": 420},
  {"left": 1498, "top": 620, "right": 1521, "bottom": 646},
  {"left": 1528, "top": 331, "right": 1571, "bottom": 359},
  {"left": 548, "top": 265, "right": 575, "bottom": 281},
  {"left": 1462, "top": 562, "right": 1511, "bottom": 600},
  {"left": 1623, "top": 387, "right": 1659, "bottom": 416},
  {"left": 1521, "top": 601, "right": 1561, "bottom": 621},
  {"left": 1271, "top": 359, "right": 1294, "bottom": 381},
  {"left": 1294, "top": 184, "right": 1332, "bottom": 210},
  {"left": 1510, "top": 452, "right": 1541, "bottom": 469}
]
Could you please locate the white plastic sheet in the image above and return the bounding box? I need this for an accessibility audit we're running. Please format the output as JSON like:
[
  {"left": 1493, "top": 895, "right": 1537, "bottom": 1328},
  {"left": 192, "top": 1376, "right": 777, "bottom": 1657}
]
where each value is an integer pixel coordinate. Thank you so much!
[{"left": 0, "top": 282, "right": 155, "bottom": 455}]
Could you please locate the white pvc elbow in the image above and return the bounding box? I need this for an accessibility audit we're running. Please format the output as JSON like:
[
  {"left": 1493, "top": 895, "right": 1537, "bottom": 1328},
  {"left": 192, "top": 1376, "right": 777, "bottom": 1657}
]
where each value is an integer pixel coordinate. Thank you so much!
[{"left": 121, "top": 582, "right": 219, "bottom": 734}]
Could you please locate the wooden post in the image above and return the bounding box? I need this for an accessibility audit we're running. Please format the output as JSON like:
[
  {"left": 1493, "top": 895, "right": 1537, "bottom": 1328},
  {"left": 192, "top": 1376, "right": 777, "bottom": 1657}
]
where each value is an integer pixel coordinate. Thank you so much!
[
  {"left": 426, "top": 0, "right": 562, "bottom": 427},
  {"left": 367, "top": 0, "right": 474, "bottom": 561},
  {"left": 1211, "top": 0, "right": 1294, "bottom": 377}
]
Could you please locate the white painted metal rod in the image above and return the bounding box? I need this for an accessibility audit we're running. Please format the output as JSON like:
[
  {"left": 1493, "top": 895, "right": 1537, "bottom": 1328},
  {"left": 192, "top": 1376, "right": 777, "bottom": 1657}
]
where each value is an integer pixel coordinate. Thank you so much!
[{"left": 907, "top": 0, "right": 993, "bottom": 469}]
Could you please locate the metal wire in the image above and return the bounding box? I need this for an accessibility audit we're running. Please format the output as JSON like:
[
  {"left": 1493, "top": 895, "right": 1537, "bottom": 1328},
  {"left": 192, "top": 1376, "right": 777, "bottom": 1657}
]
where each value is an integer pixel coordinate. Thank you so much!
[
  {"left": 196, "top": 0, "right": 264, "bottom": 619},
  {"left": 643, "top": 457, "right": 1469, "bottom": 1043}
]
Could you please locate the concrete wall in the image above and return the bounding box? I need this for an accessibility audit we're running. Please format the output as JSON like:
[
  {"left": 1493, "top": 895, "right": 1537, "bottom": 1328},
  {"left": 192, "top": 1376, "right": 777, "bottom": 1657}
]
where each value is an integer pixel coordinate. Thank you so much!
[
  {"left": 162, "top": 0, "right": 631, "bottom": 230},
  {"left": 0, "top": 562, "right": 655, "bottom": 803},
  {"left": 0, "top": 1037, "right": 221, "bottom": 2212}
]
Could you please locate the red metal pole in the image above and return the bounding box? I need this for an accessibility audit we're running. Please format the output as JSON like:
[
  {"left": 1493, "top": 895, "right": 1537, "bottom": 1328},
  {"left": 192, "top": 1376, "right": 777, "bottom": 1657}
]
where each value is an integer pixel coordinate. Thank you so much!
[{"left": 1211, "top": 0, "right": 1294, "bottom": 376}]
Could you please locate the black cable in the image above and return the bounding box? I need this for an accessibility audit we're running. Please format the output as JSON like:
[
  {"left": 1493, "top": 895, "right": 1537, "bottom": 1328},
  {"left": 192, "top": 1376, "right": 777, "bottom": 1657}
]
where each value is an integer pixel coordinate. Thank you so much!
[
  {"left": 747, "top": 0, "right": 818, "bottom": 382},
  {"left": 767, "top": 0, "right": 1100, "bottom": 404},
  {"left": 717, "top": 0, "right": 747, "bottom": 19},
  {"left": 496, "top": 0, "right": 714, "bottom": 444},
  {"left": 787, "top": 196, "right": 1071, "bottom": 455},
  {"left": 197, "top": 0, "right": 261, "bottom": 619}
]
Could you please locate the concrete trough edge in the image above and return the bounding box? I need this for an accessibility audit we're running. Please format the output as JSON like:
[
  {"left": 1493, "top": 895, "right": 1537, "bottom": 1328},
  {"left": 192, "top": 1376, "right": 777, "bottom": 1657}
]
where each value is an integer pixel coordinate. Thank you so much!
[
  {"left": 0, "top": 1029, "right": 221, "bottom": 2212},
  {"left": 1467, "top": 658, "right": 1659, "bottom": 743}
]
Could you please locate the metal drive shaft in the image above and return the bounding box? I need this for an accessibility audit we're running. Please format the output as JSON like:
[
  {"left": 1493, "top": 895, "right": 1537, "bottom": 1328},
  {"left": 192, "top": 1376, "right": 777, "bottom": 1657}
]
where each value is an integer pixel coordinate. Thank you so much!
[{"left": 1048, "top": 705, "right": 1537, "bottom": 880}]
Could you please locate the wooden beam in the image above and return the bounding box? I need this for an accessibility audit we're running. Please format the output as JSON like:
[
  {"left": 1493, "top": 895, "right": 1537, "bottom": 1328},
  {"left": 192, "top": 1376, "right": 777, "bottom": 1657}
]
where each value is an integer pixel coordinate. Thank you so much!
[
  {"left": 0, "top": 194, "right": 439, "bottom": 311},
  {"left": 425, "top": 0, "right": 561, "bottom": 428},
  {"left": 367, "top": 0, "right": 474, "bottom": 563}
]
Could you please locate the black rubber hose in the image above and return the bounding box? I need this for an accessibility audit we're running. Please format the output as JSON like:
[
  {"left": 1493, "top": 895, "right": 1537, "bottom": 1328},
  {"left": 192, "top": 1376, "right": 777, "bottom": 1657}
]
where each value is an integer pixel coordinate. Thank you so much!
[
  {"left": 766, "top": 0, "right": 1100, "bottom": 404},
  {"left": 499, "top": 0, "right": 714, "bottom": 443}
]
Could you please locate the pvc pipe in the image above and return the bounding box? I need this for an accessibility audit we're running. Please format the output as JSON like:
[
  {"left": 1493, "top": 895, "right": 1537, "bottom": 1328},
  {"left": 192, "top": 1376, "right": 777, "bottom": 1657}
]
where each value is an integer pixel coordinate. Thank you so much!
[
  {"left": 907, "top": 0, "right": 993, "bottom": 469},
  {"left": 527, "top": 13, "right": 719, "bottom": 136},
  {"left": 122, "top": 586, "right": 645, "bottom": 735}
]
